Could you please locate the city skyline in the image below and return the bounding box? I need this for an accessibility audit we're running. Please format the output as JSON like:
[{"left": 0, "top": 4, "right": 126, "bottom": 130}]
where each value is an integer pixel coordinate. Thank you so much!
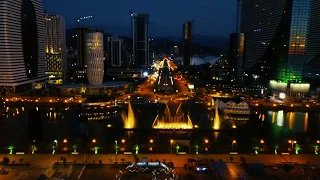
[{"left": 42, "top": 0, "right": 238, "bottom": 37}]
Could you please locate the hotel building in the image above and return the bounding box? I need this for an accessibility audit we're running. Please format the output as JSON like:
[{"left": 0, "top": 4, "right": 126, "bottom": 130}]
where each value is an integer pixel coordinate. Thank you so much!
[{"left": 0, "top": 0, "right": 47, "bottom": 94}]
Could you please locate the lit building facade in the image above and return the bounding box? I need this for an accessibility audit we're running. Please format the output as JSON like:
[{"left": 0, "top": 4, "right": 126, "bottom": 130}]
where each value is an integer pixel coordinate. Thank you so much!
[
  {"left": 0, "top": 0, "right": 47, "bottom": 94},
  {"left": 182, "top": 22, "right": 192, "bottom": 66},
  {"left": 45, "top": 14, "right": 66, "bottom": 84},
  {"left": 132, "top": 14, "right": 149, "bottom": 70},
  {"left": 241, "top": 0, "right": 320, "bottom": 84},
  {"left": 86, "top": 32, "right": 104, "bottom": 85}
]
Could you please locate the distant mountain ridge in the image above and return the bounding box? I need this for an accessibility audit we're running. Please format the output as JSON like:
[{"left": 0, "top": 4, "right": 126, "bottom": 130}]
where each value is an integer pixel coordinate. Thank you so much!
[{"left": 66, "top": 28, "right": 229, "bottom": 51}]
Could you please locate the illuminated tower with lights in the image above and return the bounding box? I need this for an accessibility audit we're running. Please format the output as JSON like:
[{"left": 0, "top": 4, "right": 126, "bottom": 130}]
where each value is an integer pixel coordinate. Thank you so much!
[
  {"left": 241, "top": 0, "right": 320, "bottom": 96},
  {"left": 45, "top": 14, "right": 67, "bottom": 83}
]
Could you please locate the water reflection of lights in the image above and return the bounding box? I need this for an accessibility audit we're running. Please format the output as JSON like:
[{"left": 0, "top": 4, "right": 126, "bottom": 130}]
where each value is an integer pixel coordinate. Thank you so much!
[
  {"left": 304, "top": 112, "right": 308, "bottom": 132},
  {"left": 276, "top": 110, "right": 284, "bottom": 127},
  {"left": 288, "top": 112, "right": 294, "bottom": 129}
]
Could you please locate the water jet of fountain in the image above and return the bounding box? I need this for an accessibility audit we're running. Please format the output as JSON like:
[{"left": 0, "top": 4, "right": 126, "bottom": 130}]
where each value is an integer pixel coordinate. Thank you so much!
[
  {"left": 121, "top": 101, "right": 135, "bottom": 129},
  {"left": 213, "top": 99, "right": 220, "bottom": 130},
  {"left": 152, "top": 103, "right": 193, "bottom": 129}
]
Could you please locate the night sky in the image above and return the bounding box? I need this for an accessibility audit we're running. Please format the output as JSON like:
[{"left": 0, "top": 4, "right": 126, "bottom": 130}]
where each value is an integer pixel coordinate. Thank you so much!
[{"left": 43, "top": 0, "right": 237, "bottom": 37}]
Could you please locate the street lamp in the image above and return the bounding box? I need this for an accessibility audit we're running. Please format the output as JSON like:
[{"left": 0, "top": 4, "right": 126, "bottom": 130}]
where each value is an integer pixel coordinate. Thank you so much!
[
  {"left": 232, "top": 140, "right": 236, "bottom": 152},
  {"left": 260, "top": 140, "right": 264, "bottom": 144},
  {"left": 54, "top": 140, "right": 58, "bottom": 162},
  {"left": 92, "top": 139, "right": 96, "bottom": 143},
  {"left": 121, "top": 139, "right": 126, "bottom": 143},
  {"left": 170, "top": 140, "right": 174, "bottom": 162},
  {"left": 204, "top": 139, "right": 209, "bottom": 144},
  {"left": 150, "top": 139, "right": 154, "bottom": 144},
  {"left": 115, "top": 140, "right": 118, "bottom": 163},
  {"left": 288, "top": 140, "right": 296, "bottom": 151}
]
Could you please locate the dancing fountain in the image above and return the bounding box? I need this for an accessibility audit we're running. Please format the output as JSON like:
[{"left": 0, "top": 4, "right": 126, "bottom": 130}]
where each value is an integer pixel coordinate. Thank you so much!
[
  {"left": 213, "top": 99, "right": 220, "bottom": 130},
  {"left": 152, "top": 103, "right": 193, "bottom": 129},
  {"left": 121, "top": 101, "right": 135, "bottom": 129}
]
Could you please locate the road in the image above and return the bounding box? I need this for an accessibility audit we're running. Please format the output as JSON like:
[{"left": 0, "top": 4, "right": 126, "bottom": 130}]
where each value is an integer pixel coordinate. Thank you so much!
[
  {"left": 116, "top": 60, "right": 193, "bottom": 104},
  {"left": 2, "top": 154, "right": 320, "bottom": 168}
]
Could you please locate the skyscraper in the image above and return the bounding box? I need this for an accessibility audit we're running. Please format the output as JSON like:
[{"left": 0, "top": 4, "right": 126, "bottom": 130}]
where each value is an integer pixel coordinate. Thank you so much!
[
  {"left": 107, "top": 37, "right": 124, "bottom": 67},
  {"left": 229, "top": 33, "right": 245, "bottom": 86},
  {"left": 76, "top": 27, "right": 90, "bottom": 70},
  {"left": 45, "top": 14, "right": 67, "bottom": 83},
  {"left": 182, "top": 21, "right": 192, "bottom": 66},
  {"left": 228, "top": 0, "right": 246, "bottom": 86},
  {"left": 241, "top": 0, "right": 320, "bottom": 84},
  {"left": 86, "top": 32, "right": 104, "bottom": 85},
  {"left": 0, "top": 0, "right": 46, "bottom": 94},
  {"left": 132, "top": 14, "right": 149, "bottom": 70}
]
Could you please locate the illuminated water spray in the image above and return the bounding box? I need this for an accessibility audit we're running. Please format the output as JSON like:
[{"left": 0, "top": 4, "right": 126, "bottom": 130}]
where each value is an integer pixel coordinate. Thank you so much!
[
  {"left": 213, "top": 100, "right": 220, "bottom": 130},
  {"left": 152, "top": 103, "right": 193, "bottom": 129},
  {"left": 122, "top": 101, "right": 135, "bottom": 129}
]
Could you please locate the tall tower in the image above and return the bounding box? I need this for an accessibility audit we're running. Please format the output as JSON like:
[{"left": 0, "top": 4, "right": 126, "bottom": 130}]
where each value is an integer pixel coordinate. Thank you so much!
[
  {"left": 132, "top": 14, "right": 149, "bottom": 70},
  {"left": 229, "top": 0, "right": 245, "bottom": 86},
  {"left": 182, "top": 21, "right": 192, "bottom": 66},
  {"left": 45, "top": 14, "right": 67, "bottom": 83},
  {"left": 0, "top": 0, "right": 47, "bottom": 94},
  {"left": 107, "top": 37, "right": 124, "bottom": 67},
  {"left": 86, "top": 31, "right": 104, "bottom": 85}
]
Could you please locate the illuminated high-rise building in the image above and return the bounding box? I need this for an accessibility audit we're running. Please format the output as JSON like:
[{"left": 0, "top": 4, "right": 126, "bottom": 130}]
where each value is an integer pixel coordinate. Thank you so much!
[
  {"left": 132, "top": 13, "right": 149, "bottom": 70},
  {"left": 241, "top": 0, "right": 320, "bottom": 84},
  {"left": 45, "top": 14, "right": 66, "bottom": 84},
  {"left": 86, "top": 32, "right": 104, "bottom": 85},
  {"left": 0, "top": 0, "right": 47, "bottom": 94},
  {"left": 182, "top": 21, "right": 192, "bottom": 66}
]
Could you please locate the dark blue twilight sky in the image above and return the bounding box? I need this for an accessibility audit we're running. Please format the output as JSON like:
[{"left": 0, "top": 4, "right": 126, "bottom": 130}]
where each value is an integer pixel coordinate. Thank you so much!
[{"left": 43, "top": 0, "right": 237, "bottom": 38}]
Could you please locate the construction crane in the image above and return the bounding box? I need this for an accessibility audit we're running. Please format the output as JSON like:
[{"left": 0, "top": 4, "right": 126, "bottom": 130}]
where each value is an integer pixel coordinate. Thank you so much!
[
  {"left": 74, "top": 15, "right": 93, "bottom": 24},
  {"left": 129, "top": 9, "right": 136, "bottom": 17}
]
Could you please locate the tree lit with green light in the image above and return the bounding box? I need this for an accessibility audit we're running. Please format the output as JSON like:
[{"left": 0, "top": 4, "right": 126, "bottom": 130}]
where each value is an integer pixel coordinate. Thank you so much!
[
  {"left": 93, "top": 146, "right": 99, "bottom": 154},
  {"left": 134, "top": 145, "right": 139, "bottom": 154},
  {"left": 294, "top": 144, "right": 301, "bottom": 154},
  {"left": 175, "top": 145, "right": 180, "bottom": 154},
  {"left": 274, "top": 144, "right": 279, "bottom": 154},
  {"left": 195, "top": 144, "right": 199, "bottom": 155},
  {"left": 313, "top": 144, "right": 318, "bottom": 155},
  {"left": 8, "top": 144, "right": 14, "bottom": 154}
]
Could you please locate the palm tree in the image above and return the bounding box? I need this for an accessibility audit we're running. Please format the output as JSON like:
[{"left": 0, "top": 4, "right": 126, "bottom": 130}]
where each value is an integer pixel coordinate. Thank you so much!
[
  {"left": 253, "top": 146, "right": 259, "bottom": 154},
  {"left": 73, "top": 144, "right": 78, "bottom": 153},
  {"left": 7, "top": 144, "right": 14, "bottom": 155},
  {"left": 31, "top": 145, "right": 35, "bottom": 154},
  {"left": 194, "top": 144, "right": 199, "bottom": 155},
  {"left": 93, "top": 146, "right": 100, "bottom": 154},
  {"left": 52, "top": 145, "right": 56, "bottom": 154},
  {"left": 313, "top": 144, "right": 319, "bottom": 155},
  {"left": 295, "top": 144, "right": 302, "bottom": 154},
  {"left": 134, "top": 145, "right": 139, "bottom": 154},
  {"left": 175, "top": 145, "right": 180, "bottom": 154},
  {"left": 274, "top": 144, "right": 279, "bottom": 154}
]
